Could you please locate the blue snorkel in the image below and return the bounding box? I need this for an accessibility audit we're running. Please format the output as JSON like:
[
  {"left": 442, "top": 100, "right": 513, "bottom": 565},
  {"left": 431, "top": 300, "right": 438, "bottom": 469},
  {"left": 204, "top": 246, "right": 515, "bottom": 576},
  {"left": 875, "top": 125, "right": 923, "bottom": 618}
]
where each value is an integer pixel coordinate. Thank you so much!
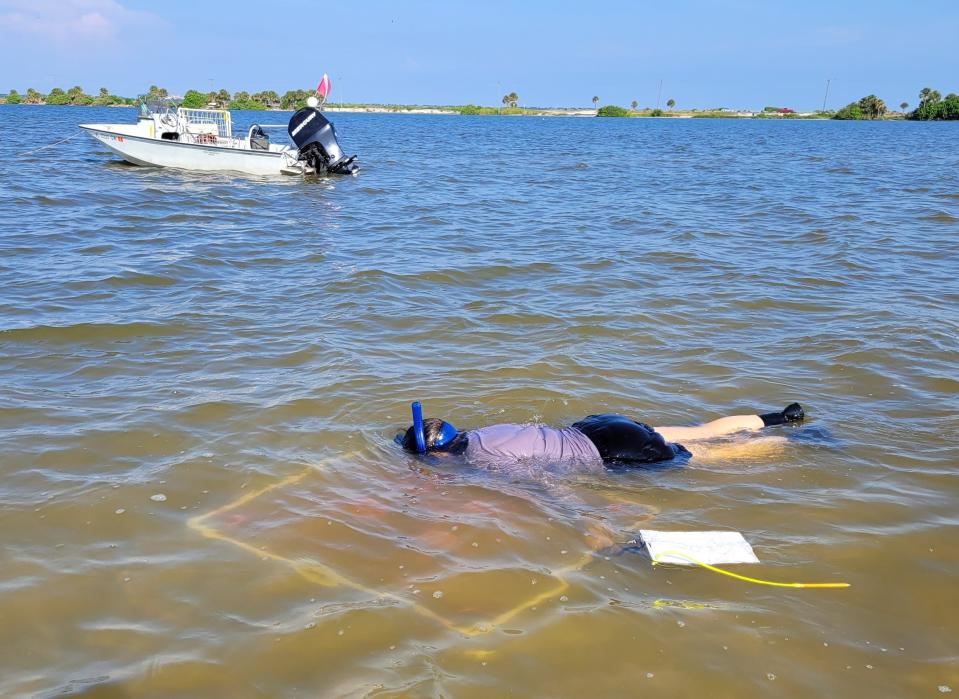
[
  {"left": 406, "top": 401, "right": 458, "bottom": 454},
  {"left": 411, "top": 401, "right": 427, "bottom": 453}
]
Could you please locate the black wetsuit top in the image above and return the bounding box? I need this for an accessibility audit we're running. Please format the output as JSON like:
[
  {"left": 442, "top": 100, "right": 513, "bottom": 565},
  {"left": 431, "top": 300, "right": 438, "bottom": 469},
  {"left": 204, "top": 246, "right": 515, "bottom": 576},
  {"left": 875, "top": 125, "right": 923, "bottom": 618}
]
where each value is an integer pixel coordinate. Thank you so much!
[{"left": 572, "top": 414, "right": 690, "bottom": 465}]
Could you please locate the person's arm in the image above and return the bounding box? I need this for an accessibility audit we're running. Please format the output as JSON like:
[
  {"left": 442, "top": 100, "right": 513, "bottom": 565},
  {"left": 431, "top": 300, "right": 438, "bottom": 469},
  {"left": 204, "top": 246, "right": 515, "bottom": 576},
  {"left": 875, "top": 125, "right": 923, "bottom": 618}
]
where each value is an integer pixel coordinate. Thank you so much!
[{"left": 655, "top": 403, "right": 804, "bottom": 443}]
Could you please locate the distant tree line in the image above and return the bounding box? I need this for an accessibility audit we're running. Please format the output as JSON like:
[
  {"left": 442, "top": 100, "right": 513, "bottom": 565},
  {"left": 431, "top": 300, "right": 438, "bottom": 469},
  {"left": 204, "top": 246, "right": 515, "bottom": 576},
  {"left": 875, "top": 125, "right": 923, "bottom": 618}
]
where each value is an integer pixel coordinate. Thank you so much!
[
  {"left": 834, "top": 87, "right": 958, "bottom": 121},
  {"left": 834, "top": 94, "right": 887, "bottom": 120},
  {"left": 181, "top": 88, "right": 289, "bottom": 110},
  {"left": 908, "top": 87, "right": 959, "bottom": 120},
  {"left": 163, "top": 85, "right": 301, "bottom": 110},
  {"left": 5, "top": 83, "right": 956, "bottom": 120},
  {"left": 1, "top": 86, "right": 130, "bottom": 105},
  {"left": 0, "top": 84, "right": 320, "bottom": 110}
]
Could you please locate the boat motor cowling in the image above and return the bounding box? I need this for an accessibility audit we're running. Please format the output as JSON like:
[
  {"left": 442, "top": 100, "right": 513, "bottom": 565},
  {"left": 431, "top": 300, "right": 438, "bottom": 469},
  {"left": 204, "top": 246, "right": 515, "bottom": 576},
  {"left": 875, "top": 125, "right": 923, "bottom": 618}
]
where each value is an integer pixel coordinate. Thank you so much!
[{"left": 288, "top": 107, "right": 357, "bottom": 175}]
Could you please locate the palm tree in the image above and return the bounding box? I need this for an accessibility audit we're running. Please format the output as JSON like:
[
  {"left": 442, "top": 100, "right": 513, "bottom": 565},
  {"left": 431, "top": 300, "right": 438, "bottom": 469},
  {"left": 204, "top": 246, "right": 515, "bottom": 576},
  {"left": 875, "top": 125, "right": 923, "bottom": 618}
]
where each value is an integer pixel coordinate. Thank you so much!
[
  {"left": 857, "top": 95, "right": 886, "bottom": 120},
  {"left": 259, "top": 90, "right": 280, "bottom": 109},
  {"left": 900, "top": 101, "right": 908, "bottom": 113},
  {"left": 667, "top": 98, "right": 675, "bottom": 111},
  {"left": 281, "top": 90, "right": 302, "bottom": 110},
  {"left": 631, "top": 100, "right": 638, "bottom": 110},
  {"left": 919, "top": 87, "right": 941, "bottom": 106},
  {"left": 874, "top": 97, "right": 887, "bottom": 119},
  {"left": 592, "top": 95, "right": 599, "bottom": 109},
  {"left": 66, "top": 85, "right": 90, "bottom": 105},
  {"left": 46, "top": 87, "right": 67, "bottom": 104}
]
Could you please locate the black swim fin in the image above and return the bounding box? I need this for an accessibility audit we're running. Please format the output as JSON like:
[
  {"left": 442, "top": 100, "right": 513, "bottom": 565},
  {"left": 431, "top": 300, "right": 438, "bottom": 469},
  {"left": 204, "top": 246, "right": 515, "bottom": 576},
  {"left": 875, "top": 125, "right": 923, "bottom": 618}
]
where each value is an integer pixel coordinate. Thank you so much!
[{"left": 759, "top": 402, "right": 805, "bottom": 427}]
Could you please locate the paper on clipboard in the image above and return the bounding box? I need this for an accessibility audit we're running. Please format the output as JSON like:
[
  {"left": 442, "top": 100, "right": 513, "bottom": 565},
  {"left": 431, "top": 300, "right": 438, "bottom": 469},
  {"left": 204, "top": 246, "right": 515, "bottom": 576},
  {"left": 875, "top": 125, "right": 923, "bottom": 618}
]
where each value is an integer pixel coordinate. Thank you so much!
[{"left": 639, "top": 530, "right": 760, "bottom": 565}]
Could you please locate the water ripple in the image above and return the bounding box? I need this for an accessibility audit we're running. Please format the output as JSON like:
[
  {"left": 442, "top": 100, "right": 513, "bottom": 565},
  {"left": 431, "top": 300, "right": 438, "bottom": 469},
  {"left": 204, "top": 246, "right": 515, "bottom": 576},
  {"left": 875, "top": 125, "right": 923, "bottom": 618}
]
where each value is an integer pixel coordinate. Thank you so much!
[{"left": 0, "top": 106, "right": 957, "bottom": 697}]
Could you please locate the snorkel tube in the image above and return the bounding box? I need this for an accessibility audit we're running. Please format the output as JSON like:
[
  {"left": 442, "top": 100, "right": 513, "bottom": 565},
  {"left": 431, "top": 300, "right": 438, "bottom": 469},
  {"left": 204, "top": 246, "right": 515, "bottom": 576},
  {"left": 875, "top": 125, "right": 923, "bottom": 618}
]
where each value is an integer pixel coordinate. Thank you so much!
[
  {"left": 407, "top": 401, "right": 458, "bottom": 454},
  {"left": 411, "top": 401, "right": 427, "bottom": 454}
]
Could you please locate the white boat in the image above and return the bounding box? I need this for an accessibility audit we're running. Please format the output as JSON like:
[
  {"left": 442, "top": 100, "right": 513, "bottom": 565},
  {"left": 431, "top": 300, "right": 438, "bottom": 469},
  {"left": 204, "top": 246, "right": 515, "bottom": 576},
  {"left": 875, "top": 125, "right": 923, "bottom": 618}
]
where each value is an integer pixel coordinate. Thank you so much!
[{"left": 80, "top": 101, "right": 357, "bottom": 176}]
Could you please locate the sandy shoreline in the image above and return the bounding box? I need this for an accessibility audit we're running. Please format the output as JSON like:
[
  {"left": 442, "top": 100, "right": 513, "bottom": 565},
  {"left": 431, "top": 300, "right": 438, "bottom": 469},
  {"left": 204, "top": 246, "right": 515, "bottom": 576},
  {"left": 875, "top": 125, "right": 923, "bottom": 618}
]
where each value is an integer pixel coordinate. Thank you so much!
[
  {"left": 3, "top": 103, "right": 834, "bottom": 119},
  {"left": 323, "top": 106, "right": 599, "bottom": 117}
]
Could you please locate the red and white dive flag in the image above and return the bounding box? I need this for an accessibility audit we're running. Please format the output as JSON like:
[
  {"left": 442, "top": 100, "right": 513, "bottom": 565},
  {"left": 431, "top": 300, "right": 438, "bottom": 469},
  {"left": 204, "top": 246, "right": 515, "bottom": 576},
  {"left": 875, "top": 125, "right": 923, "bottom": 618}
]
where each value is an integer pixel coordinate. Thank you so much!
[{"left": 316, "top": 73, "right": 332, "bottom": 100}]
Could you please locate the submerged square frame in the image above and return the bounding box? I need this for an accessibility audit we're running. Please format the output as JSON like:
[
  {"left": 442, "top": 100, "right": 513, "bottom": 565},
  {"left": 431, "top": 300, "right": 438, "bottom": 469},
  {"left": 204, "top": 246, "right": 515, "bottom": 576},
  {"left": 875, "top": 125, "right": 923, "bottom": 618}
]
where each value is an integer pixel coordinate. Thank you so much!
[{"left": 187, "top": 457, "right": 593, "bottom": 637}]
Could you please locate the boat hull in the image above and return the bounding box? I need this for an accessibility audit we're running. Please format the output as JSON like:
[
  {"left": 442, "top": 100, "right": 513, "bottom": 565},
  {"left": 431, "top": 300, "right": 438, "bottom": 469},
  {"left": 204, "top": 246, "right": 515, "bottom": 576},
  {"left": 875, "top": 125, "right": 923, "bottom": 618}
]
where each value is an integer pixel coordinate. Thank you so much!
[{"left": 79, "top": 125, "right": 297, "bottom": 176}]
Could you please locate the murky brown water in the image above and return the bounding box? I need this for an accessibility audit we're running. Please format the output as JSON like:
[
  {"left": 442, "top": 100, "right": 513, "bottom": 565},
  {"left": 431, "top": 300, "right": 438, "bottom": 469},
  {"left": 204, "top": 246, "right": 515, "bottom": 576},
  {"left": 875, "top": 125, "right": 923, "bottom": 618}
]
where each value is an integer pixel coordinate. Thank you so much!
[{"left": 1, "top": 106, "right": 958, "bottom": 697}]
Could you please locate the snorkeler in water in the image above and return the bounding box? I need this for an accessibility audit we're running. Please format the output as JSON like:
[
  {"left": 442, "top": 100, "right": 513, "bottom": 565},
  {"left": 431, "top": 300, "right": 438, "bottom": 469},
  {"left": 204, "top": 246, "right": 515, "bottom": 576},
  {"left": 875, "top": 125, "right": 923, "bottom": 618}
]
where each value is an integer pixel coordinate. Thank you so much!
[{"left": 398, "top": 401, "right": 805, "bottom": 466}]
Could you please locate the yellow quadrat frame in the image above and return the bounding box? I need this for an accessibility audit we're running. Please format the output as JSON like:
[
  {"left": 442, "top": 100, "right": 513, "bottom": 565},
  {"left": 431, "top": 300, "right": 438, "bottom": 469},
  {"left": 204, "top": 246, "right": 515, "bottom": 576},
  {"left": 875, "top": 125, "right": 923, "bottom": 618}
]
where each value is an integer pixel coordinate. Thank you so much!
[{"left": 187, "top": 455, "right": 595, "bottom": 637}]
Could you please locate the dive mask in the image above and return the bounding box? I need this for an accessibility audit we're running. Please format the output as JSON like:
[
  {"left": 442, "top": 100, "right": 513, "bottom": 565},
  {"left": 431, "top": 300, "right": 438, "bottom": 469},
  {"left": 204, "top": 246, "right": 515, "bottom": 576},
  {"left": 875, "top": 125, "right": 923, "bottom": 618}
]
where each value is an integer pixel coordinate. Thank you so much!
[{"left": 410, "top": 401, "right": 457, "bottom": 453}]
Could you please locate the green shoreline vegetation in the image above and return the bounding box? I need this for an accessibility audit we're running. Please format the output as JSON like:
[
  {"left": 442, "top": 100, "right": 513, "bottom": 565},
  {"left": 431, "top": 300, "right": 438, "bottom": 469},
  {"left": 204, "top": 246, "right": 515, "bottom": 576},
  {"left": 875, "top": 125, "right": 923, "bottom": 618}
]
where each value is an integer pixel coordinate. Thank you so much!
[
  {"left": 831, "top": 88, "right": 959, "bottom": 121},
  {"left": 2, "top": 84, "right": 957, "bottom": 121}
]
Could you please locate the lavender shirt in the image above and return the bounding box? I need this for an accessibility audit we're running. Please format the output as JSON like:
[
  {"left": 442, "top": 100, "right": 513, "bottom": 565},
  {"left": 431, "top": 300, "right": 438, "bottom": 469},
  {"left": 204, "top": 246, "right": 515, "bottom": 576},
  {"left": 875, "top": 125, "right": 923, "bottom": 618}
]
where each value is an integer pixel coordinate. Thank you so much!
[{"left": 464, "top": 424, "right": 602, "bottom": 468}]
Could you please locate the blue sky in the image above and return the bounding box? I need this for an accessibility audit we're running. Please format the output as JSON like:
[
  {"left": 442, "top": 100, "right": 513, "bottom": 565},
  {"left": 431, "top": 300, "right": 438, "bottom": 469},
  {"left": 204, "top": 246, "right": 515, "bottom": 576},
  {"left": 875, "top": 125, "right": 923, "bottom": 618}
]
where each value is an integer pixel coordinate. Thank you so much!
[{"left": 1, "top": 0, "right": 956, "bottom": 110}]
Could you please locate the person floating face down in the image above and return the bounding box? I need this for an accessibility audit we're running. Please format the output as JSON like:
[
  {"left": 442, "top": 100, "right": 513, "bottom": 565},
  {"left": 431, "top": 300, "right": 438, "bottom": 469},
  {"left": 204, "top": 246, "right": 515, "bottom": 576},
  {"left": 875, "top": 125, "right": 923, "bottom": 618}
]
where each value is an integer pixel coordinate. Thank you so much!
[{"left": 398, "top": 401, "right": 805, "bottom": 467}]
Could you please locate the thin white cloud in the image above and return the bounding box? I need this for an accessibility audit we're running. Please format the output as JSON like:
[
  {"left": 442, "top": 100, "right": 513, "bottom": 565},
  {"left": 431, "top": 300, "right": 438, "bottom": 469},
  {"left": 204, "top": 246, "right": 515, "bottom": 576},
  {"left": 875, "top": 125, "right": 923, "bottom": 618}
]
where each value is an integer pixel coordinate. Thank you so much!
[{"left": 0, "top": 0, "right": 161, "bottom": 41}]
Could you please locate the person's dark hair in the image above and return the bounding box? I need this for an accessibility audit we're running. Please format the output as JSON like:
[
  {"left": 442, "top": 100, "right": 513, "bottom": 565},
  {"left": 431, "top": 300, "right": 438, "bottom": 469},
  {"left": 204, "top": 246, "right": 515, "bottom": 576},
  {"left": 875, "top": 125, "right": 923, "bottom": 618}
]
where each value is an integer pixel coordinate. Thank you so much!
[{"left": 400, "top": 417, "right": 463, "bottom": 453}]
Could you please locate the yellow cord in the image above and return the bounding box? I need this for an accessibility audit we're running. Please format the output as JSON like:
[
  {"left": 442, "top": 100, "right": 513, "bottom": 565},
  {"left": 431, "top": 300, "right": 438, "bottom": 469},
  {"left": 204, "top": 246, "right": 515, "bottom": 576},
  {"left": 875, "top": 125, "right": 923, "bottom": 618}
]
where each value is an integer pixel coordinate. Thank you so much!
[{"left": 651, "top": 550, "right": 850, "bottom": 589}]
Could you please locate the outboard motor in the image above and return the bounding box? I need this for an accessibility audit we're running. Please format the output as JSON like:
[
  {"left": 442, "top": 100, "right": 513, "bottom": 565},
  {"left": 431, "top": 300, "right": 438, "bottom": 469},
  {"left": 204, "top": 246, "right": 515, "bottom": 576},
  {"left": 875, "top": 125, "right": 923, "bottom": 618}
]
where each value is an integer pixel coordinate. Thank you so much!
[{"left": 287, "top": 107, "right": 357, "bottom": 175}]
